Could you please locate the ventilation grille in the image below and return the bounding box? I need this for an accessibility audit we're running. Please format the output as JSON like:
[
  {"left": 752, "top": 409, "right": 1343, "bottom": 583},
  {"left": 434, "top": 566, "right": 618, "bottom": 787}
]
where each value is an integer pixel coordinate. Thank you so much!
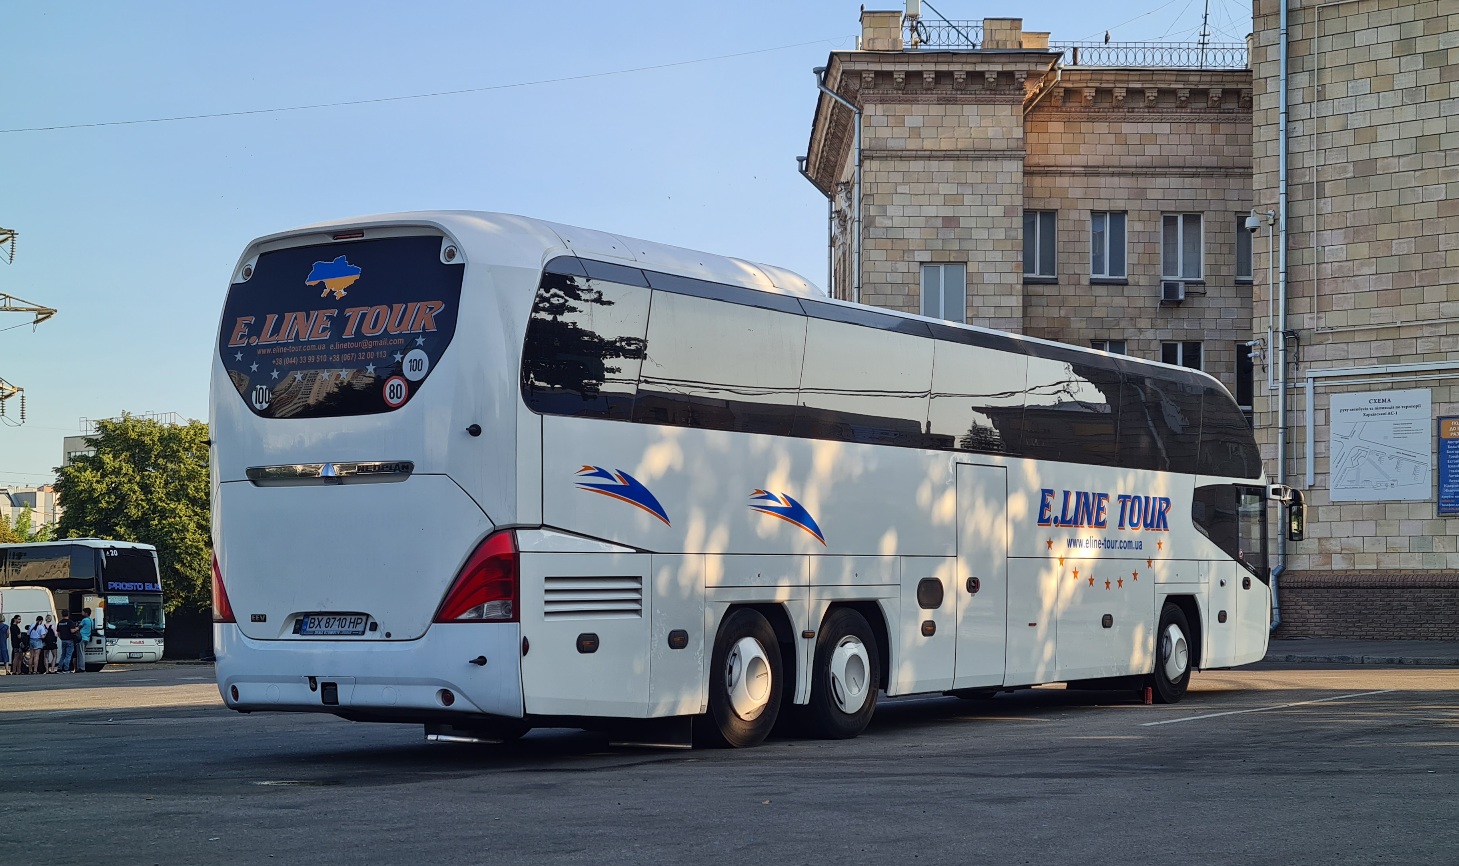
[{"left": 544, "top": 575, "right": 644, "bottom": 619}]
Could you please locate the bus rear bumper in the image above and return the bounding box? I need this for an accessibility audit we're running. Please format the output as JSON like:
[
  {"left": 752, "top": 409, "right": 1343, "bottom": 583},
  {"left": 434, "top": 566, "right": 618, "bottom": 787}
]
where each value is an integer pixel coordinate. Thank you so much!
[{"left": 214, "top": 623, "right": 524, "bottom": 720}]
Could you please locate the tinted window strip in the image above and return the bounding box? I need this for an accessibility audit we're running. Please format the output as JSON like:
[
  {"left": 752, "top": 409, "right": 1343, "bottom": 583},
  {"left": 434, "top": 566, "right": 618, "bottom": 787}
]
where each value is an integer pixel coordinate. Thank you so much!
[
  {"left": 642, "top": 270, "right": 805, "bottom": 315},
  {"left": 523, "top": 267, "right": 1263, "bottom": 477},
  {"left": 581, "top": 259, "right": 650, "bottom": 287},
  {"left": 800, "top": 299, "right": 934, "bottom": 337}
]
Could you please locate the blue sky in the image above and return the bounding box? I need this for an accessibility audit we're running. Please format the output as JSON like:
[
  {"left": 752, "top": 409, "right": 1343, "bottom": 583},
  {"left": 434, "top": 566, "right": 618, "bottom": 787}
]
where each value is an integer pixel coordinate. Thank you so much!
[{"left": 0, "top": 0, "right": 1253, "bottom": 487}]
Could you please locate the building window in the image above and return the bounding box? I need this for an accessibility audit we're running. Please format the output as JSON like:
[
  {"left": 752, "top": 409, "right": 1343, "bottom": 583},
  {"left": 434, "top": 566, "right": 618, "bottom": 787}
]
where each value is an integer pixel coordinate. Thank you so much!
[
  {"left": 1234, "top": 340, "right": 1254, "bottom": 426},
  {"left": 1162, "top": 341, "right": 1202, "bottom": 370},
  {"left": 920, "top": 263, "right": 966, "bottom": 323},
  {"left": 1091, "top": 212, "right": 1126, "bottom": 279},
  {"left": 1161, "top": 213, "right": 1203, "bottom": 280},
  {"left": 1235, "top": 215, "right": 1253, "bottom": 282},
  {"left": 1090, "top": 339, "right": 1127, "bottom": 354},
  {"left": 1023, "top": 211, "right": 1056, "bottom": 278}
]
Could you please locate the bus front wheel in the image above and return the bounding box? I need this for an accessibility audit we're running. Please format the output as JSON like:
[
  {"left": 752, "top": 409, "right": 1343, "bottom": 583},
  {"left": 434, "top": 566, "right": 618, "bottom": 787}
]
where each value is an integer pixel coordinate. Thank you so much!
[
  {"left": 699, "top": 609, "right": 783, "bottom": 748},
  {"left": 799, "top": 608, "right": 880, "bottom": 739},
  {"left": 1148, "top": 603, "right": 1191, "bottom": 704}
]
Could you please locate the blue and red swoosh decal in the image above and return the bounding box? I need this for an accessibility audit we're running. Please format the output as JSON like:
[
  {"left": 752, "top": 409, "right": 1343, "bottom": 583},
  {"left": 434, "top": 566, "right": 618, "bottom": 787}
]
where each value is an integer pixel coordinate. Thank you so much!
[
  {"left": 575, "top": 467, "right": 671, "bottom": 526},
  {"left": 749, "top": 489, "right": 826, "bottom": 545}
]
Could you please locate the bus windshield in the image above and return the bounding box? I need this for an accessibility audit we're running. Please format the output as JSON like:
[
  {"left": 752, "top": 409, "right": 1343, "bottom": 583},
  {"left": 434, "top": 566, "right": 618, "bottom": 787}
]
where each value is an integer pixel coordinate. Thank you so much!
[{"left": 103, "top": 594, "right": 166, "bottom": 636}]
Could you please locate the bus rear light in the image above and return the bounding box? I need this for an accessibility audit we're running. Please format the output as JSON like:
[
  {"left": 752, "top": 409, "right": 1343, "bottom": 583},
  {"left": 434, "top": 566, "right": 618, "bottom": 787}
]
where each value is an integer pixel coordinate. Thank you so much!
[
  {"left": 212, "top": 554, "right": 237, "bottom": 624},
  {"left": 435, "top": 531, "right": 518, "bottom": 623}
]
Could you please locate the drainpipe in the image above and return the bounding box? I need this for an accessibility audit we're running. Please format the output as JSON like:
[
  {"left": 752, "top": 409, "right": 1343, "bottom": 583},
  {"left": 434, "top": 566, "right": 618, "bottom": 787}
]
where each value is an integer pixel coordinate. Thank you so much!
[
  {"left": 1273, "top": 0, "right": 1291, "bottom": 631},
  {"left": 815, "top": 66, "right": 861, "bottom": 303},
  {"left": 796, "top": 156, "right": 835, "bottom": 297}
]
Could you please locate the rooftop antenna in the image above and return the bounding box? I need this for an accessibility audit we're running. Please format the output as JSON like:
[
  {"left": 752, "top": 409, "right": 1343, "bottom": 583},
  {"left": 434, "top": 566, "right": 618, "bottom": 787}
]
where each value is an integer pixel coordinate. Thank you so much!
[
  {"left": 919, "top": 0, "right": 978, "bottom": 48},
  {"left": 1198, "top": 0, "right": 1211, "bottom": 67}
]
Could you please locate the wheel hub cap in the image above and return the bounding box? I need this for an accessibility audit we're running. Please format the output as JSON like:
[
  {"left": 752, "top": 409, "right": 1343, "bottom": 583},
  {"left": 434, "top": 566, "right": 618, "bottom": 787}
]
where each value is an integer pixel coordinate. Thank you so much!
[
  {"left": 1161, "top": 623, "right": 1189, "bottom": 682},
  {"left": 828, "top": 636, "right": 871, "bottom": 714},
  {"left": 725, "top": 636, "right": 772, "bottom": 721}
]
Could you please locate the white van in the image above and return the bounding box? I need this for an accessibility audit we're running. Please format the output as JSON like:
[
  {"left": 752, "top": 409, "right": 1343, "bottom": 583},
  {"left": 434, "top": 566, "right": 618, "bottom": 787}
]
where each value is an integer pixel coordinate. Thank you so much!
[{"left": 1, "top": 587, "right": 59, "bottom": 668}]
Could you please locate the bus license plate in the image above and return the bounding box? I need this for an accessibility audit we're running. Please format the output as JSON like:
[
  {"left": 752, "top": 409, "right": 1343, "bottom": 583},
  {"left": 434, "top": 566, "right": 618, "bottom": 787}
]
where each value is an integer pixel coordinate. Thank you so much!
[
  {"left": 299, "top": 614, "right": 369, "bottom": 636},
  {"left": 127, "top": 652, "right": 144, "bottom": 659}
]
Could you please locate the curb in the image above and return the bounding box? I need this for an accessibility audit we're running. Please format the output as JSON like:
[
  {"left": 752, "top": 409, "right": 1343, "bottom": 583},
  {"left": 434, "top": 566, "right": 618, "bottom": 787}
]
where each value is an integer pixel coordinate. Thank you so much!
[{"left": 1262, "top": 654, "right": 1459, "bottom": 666}]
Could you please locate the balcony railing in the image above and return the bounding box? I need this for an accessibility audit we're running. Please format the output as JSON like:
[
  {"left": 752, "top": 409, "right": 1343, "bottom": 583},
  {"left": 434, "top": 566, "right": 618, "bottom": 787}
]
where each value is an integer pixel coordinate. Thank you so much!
[
  {"left": 1052, "top": 42, "right": 1248, "bottom": 69},
  {"left": 905, "top": 19, "right": 982, "bottom": 49},
  {"left": 902, "top": 19, "right": 1248, "bottom": 69}
]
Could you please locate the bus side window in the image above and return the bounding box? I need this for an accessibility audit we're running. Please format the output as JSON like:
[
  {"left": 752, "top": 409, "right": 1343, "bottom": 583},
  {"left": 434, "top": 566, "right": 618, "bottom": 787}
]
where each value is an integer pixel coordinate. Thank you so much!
[
  {"left": 1116, "top": 366, "right": 1203, "bottom": 473},
  {"left": 1199, "top": 387, "right": 1263, "bottom": 478},
  {"left": 633, "top": 292, "right": 805, "bottom": 436},
  {"left": 793, "top": 318, "right": 934, "bottom": 448},
  {"left": 521, "top": 271, "right": 650, "bottom": 421},
  {"left": 1022, "top": 358, "right": 1120, "bottom": 466},
  {"left": 926, "top": 340, "right": 1026, "bottom": 454},
  {"left": 1192, "top": 484, "right": 1239, "bottom": 559}
]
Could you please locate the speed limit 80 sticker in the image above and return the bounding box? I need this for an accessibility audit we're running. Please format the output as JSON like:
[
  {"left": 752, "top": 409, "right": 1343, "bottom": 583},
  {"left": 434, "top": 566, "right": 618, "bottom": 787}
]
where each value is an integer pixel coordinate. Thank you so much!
[{"left": 382, "top": 376, "right": 410, "bottom": 408}]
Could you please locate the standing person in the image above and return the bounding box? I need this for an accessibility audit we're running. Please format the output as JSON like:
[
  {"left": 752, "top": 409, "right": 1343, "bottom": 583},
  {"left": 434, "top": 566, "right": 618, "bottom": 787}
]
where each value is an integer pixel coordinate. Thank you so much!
[
  {"left": 55, "top": 611, "right": 75, "bottom": 674},
  {"left": 42, "top": 614, "right": 59, "bottom": 673},
  {"left": 27, "top": 616, "right": 46, "bottom": 675},
  {"left": 7, "top": 615, "right": 23, "bottom": 674},
  {"left": 75, "top": 607, "right": 94, "bottom": 674},
  {"left": 0, "top": 615, "right": 9, "bottom": 675}
]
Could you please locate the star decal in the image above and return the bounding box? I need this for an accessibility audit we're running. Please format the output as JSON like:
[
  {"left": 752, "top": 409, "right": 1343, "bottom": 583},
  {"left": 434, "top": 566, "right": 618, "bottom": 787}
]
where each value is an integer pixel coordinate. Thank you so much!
[
  {"left": 1157, "top": 541, "right": 1164, "bottom": 551},
  {"left": 1146, "top": 559, "right": 1153, "bottom": 568},
  {"left": 365, "top": 363, "right": 376, "bottom": 375},
  {"left": 249, "top": 362, "right": 259, "bottom": 372},
  {"left": 295, "top": 372, "right": 304, "bottom": 382},
  {"left": 1046, "top": 538, "right": 1053, "bottom": 550},
  {"left": 1073, "top": 568, "right": 1079, "bottom": 580},
  {"left": 1117, "top": 578, "right": 1124, "bottom": 588},
  {"left": 1132, "top": 570, "right": 1139, "bottom": 582},
  {"left": 234, "top": 352, "right": 243, "bottom": 362},
  {"left": 1088, "top": 576, "right": 1095, "bottom": 587},
  {"left": 1104, "top": 579, "right": 1111, "bottom": 590},
  {"left": 1058, "top": 556, "right": 1065, "bottom": 566},
  {"left": 414, "top": 335, "right": 425, "bottom": 347},
  {"left": 338, "top": 370, "right": 347, "bottom": 380},
  {"left": 270, "top": 369, "right": 280, "bottom": 380},
  {"left": 393, "top": 351, "right": 403, "bottom": 363}
]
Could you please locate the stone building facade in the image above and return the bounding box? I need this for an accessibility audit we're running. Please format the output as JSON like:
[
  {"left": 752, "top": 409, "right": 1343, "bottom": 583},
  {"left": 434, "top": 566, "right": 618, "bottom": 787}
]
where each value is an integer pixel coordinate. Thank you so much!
[
  {"left": 1250, "top": 0, "right": 1459, "bottom": 638},
  {"left": 804, "top": 12, "right": 1256, "bottom": 403}
]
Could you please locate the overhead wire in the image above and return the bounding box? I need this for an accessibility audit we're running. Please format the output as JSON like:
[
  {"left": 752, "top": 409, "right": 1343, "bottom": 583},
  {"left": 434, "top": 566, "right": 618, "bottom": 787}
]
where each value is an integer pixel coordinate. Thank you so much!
[{"left": 0, "top": 36, "right": 853, "bottom": 135}]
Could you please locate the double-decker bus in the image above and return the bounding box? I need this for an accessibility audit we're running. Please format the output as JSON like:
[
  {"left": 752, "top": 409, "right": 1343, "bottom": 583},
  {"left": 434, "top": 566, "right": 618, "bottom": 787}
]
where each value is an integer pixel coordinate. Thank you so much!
[
  {"left": 211, "top": 212, "right": 1292, "bottom": 747},
  {"left": 0, "top": 539, "right": 166, "bottom": 668}
]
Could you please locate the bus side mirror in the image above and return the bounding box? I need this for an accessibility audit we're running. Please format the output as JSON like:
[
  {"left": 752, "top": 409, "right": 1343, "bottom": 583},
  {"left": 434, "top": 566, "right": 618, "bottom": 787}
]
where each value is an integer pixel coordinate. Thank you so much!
[{"left": 1287, "top": 500, "right": 1305, "bottom": 542}]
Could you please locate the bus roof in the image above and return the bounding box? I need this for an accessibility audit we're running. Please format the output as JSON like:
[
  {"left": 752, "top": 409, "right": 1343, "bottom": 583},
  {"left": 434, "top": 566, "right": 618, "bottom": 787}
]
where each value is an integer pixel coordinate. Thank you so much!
[
  {"left": 243, "top": 210, "right": 1228, "bottom": 398},
  {"left": 0, "top": 539, "right": 156, "bottom": 551}
]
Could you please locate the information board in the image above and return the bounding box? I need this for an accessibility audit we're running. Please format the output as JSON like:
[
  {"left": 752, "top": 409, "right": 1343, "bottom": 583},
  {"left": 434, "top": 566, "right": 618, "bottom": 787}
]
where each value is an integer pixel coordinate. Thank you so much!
[
  {"left": 1439, "top": 417, "right": 1459, "bottom": 516},
  {"left": 1328, "top": 388, "right": 1431, "bottom": 502}
]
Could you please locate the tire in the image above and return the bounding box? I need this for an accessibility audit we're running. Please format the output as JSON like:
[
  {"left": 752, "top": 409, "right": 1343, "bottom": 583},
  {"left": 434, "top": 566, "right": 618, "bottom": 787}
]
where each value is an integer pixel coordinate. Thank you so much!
[
  {"left": 1148, "top": 602, "right": 1192, "bottom": 704},
  {"left": 699, "top": 609, "right": 783, "bottom": 748},
  {"left": 799, "top": 608, "right": 880, "bottom": 739}
]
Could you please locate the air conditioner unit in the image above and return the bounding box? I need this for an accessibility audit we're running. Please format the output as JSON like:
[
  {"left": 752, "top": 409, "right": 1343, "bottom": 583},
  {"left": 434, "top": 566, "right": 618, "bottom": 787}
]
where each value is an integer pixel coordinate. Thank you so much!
[{"left": 1160, "top": 281, "right": 1186, "bottom": 303}]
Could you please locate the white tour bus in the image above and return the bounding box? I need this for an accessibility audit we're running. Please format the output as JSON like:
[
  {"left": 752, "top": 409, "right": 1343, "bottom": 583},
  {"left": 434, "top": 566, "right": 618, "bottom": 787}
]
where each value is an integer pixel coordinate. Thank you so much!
[
  {"left": 0, "top": 540, "right": 166, "bottom": 668},
  {"left": 211, "top": 212, "right": 1295, "bottom": 747}
]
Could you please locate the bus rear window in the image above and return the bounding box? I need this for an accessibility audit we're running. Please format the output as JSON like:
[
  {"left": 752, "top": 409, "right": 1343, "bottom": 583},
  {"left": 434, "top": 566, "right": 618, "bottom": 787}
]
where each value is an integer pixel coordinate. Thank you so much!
[{"left": 218, "top": 235, "right": 464, "bottom": 419}]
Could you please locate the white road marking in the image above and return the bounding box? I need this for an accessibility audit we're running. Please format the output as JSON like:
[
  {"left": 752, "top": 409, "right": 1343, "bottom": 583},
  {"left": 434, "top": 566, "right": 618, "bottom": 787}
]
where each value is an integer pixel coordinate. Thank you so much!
[{"left": 1142, "top": 689, "right": 1397, "bottom": 726}]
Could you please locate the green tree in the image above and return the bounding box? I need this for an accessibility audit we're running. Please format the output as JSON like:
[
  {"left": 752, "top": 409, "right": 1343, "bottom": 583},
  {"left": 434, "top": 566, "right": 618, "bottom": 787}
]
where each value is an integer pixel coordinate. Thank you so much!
[
  {"left": 6, "top": 505, "right": 55, "bottom": 542},
  {"left": 54, "top": 415, "right": 210, "bottom": 612}
]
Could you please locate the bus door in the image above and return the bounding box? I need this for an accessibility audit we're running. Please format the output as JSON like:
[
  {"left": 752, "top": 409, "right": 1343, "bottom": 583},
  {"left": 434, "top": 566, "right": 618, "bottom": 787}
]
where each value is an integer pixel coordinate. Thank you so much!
[
  {"left": 953, "top": 464, "right": 1008, "bottom": 689},
  {"left": 83, "top": 593, "right": 106, "bottom": 667}
]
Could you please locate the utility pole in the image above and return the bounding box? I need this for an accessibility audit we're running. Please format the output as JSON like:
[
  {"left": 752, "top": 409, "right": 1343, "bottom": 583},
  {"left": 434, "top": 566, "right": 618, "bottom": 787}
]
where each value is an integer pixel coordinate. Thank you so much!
[{"left": 0, "top": 227, "right": 59, "bottom": 426}]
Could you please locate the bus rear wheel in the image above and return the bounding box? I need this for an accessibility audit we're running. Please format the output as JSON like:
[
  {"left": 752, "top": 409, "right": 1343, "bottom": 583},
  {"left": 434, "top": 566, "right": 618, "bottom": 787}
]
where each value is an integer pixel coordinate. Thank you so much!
[
  {"left": 799, "top": 608, "right": 880, "bottom": 739},
  {"left": 1148, "top": 603, "right": 1191, "bottom": 704},
  {"left": 698, "top": 609, "right": 782, "bottom": 748}
]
